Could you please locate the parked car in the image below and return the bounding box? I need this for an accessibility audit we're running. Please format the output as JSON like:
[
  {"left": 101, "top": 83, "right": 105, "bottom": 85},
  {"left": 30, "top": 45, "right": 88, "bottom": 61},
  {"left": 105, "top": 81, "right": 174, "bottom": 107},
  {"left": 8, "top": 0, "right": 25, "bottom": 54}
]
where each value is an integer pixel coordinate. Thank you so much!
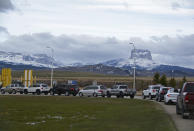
[
  {"left": 156, "top": 87, "right": 171, "bottom": 102},
  {"left": 142, "top": 84, "right": 162, "bottom": 99},
  {"left": 107, "top": 84, "right": 136, "bottom": 98},
  {"left": 79, "top": 85, "right": 107, "bottom": 97},
  {"left": 176, "top": 82, "right": 194, "bottom": 119},
  {"left": 0, "top": 84, "right": 24, "bottom": 94},
  {"left": 51, "top": 83, "right": 80, "bottom": 96},
  {"left": 164, "top": 88, "right": 179, "bottom": 104},
  {"left": 1, "top": 86, "right": 12, "bottom": 94},
  {"left": 24, "top": 83, "right": 50, "bottom": 95}
]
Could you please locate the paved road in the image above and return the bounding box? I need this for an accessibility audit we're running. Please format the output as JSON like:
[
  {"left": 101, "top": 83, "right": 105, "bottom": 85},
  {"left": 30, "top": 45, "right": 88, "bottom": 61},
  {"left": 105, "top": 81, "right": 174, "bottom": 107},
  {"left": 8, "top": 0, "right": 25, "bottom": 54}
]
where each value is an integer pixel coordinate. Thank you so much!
[{"left": 135, "top": 96, "right": 194, "bottom": 131}]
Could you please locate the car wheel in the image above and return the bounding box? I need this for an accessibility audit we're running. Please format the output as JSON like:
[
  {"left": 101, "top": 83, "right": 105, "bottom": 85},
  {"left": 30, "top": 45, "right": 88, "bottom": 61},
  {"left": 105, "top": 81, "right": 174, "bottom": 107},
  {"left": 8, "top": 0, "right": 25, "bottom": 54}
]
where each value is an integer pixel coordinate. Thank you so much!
[
  {"left": 13, "top": 90, "right": 16, "bottom": 94},
  {"left": 1, "top": 90, "right": 5, "bottom": 94},
  {"left": 50, "top": 90, "right": 54, "bottom": 95},
  {"left": 142, "top": 94, "right": 146, "bottom": 99},
  {"left": 158, "top": 96, "right": 161, "bottom": 102},
  {"left": 24, "top": 90, "right": 28, "bottom": 94},
  {"left": 149, "top": 94, "right": 152, "bottom": 100},
  {"left": 107, "top": 92, "right": 111, "bottom": 98},
  {"left": 93, "top": 93, "right": 98, "bottom": 97},
  {"left": 79, "top": 92, "right": 83, "bottom": 97},
  {"left": 65, "top": 92, "right": 70, "bottom": 96},
  {"left": 182, "top": 106, "right": 188, "bottom": 119},
  {"left": 107, "top": 94, "right": 111, "bottom": 98},
  {"left": 120, "top": 92, "right": 124, "bottom": 98},
  {"left": 32, "top": 92, "right": 35, "bottom": 95},
  {"left": 44, "top": 92, "right": 48, "bottom": 95},
  {"left": 36, "top": 90, "right": 41, "bottom": 95},
  {"left": 130, "top": 95, "right": 134, "bottom": 99},
  {"left": 155, "top": 95, "right": 158, "bottom": 101},
  {"left": 20, "top": 91, "right": 23, "bottom": 94},
  {"left": 176, "top": 104, "right": 181, "bottom": 115},
  {"left": 58, "top": 93, "right": 61, "bottom": 95}
]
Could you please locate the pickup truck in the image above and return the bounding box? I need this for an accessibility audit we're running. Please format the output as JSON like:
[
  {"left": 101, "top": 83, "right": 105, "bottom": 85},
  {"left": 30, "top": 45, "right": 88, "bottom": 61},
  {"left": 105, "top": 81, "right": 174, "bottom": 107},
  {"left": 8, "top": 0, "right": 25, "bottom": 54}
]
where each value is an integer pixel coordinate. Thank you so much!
[
  {"left": 24, "top": 83, "right": 51, "bottom": 95},
  {"left": 107, "top": 84, "right": 136, "bottom": 98},
  {"left": 176, "top": 82, "right": 194, "bottom": 119},
  {"left": 1, "top": 84, "right": 24, "bottom": 94},
  {"left": 142, "top": 84, "right": 162, "bottom": 99}
]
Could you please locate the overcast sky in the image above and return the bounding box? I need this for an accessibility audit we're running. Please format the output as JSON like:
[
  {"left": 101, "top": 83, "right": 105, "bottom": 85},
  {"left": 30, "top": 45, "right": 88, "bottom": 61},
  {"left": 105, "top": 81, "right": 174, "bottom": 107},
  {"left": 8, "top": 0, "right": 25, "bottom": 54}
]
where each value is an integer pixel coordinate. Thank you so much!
[{"left": 0, "top": 0, "right": 194, "bottom": 68}]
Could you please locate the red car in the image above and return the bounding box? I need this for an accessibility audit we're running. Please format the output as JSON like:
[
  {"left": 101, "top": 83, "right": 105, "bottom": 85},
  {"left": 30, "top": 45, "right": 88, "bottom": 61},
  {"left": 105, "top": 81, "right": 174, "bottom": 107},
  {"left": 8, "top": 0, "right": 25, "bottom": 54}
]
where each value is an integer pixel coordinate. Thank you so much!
[{"left": 176, "top": 82, "right": 194, "bottom": 119}]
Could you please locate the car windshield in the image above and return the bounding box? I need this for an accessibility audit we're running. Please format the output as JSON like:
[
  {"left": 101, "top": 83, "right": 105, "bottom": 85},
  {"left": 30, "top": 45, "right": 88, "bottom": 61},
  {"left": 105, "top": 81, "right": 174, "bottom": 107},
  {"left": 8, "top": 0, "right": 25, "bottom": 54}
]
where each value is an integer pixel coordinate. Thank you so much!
[
  {"left": 112, "top": 86, "right": 118, "bottom": 89},
  {"left": 42, "top": 84, "right": 47, "bottom": 87},
  {"left": 59, "top": 84, "right": 77, "bottom": 88},
  {"left": 184, "top": 83, "right": 194, "bottom": 92},
  {"left": 100, "top": 86, "right": 106, "bottom": 89},
  {"left": 84, "top": 87, "right": 89, "bottom": 90},
  {"left": 153, "top": 86, "right": 160, "bottom": 90},
  {"left": 92, "top": 87, "right": 98, "bottom": 90},
  {"left": 162, "top": 88, "right": 169, "bottom": 91},
  {"left": 69, "top": 85, "right": 78, "bottom": 88},
  {"left": 120, "top": 86, "right": 127, "bottom": 89}
]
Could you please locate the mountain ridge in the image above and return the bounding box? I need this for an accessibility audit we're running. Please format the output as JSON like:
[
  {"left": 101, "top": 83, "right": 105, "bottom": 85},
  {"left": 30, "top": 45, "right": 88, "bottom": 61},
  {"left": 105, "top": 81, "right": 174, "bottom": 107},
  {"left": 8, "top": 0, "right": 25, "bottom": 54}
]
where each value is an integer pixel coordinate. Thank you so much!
[{"left": 0, "top": 50, "right": 194, "bottom": 76}]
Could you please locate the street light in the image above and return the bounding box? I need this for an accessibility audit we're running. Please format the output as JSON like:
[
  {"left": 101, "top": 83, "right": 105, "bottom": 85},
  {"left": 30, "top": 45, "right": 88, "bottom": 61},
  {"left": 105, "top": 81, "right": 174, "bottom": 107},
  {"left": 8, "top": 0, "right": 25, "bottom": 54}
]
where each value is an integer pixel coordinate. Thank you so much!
[
  {"left": 129, "top": 42, "right": 136, "bottom": 91},
  {"left": 46, "top": 46, "right": 54, "bottom": 89},
  {"left": 171, "top": 64, "right": 174, "bottom": 79}
]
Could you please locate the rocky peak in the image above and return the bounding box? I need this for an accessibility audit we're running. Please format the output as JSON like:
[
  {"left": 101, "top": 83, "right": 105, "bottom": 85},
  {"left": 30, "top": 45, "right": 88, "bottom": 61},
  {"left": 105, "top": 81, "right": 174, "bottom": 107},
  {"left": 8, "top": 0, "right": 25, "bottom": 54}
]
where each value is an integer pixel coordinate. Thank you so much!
[{"left": 131, "top": 49, "right": 152, "bottom": 60}]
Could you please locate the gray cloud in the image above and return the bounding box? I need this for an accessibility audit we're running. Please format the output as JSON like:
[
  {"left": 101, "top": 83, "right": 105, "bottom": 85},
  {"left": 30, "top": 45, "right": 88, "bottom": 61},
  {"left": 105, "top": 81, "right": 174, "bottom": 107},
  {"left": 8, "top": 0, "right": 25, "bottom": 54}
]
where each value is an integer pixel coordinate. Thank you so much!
[
  {"left": 0, "top": 33, "right": 127, "bottom": 65},
  {"left": 1, "top": 33, "right": 194, "bottom": 68},
  {"left": 171, "top": 2, "right": 181, "bottom": 10},
  {"left": 0, "top": 26, "right": 8, "bottom": 33},
  {"left": 0, "top": 0, "right": 14, "bottom": 12}
]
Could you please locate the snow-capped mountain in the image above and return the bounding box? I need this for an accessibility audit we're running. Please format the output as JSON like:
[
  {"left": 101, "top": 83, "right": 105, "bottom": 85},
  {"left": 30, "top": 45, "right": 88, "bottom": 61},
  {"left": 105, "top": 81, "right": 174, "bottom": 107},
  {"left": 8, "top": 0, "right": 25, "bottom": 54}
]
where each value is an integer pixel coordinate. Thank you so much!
[
  {"left": 0, "top": 51, "right": 61, "bottom": 68},
  {"left": 102, "top": 49, "right": 159, "bottom": 70}
]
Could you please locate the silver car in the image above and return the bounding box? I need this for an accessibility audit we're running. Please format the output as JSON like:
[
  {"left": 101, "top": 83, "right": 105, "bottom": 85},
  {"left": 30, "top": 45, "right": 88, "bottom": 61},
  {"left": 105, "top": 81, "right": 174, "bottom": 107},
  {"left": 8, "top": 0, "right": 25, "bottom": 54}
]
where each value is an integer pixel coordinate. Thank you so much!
[
  {"left": 79, "top": 85, "right": 107, "bottom": 97},
  {"left": 1, "top": 84, "right": 24, "bottom": 94}
]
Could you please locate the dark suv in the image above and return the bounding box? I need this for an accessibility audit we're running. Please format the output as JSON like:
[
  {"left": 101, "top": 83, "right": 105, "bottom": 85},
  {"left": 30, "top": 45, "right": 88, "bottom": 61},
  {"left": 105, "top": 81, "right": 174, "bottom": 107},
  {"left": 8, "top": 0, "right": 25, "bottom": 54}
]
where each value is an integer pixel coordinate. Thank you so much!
[
  {"left": 51, "top": 84, "right": 80, "bottom": 96},
  {"left": 176, "top": 82, "right": 194, "bottom": 119}
]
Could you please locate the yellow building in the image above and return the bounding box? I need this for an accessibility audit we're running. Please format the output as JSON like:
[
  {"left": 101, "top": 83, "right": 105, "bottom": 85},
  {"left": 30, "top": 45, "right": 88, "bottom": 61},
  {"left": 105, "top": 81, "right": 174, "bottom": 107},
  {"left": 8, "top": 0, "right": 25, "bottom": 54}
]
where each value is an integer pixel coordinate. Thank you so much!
[{"left": 1, "top": 68, "right": 12, "bottom": 87}]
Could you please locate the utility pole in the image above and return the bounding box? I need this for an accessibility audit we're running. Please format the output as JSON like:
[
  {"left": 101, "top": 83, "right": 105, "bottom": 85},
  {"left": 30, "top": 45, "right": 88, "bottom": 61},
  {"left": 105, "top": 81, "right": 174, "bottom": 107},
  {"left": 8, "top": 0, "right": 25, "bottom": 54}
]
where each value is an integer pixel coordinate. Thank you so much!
[
  {"left": 46, "top": 46, "right": 54, "bottom": 89},
  {"left": 129, "top": 43, "right": 136, "bottom": 91},
  {"left": 172, "top": 64, "right": 174, "bottom": 79}
]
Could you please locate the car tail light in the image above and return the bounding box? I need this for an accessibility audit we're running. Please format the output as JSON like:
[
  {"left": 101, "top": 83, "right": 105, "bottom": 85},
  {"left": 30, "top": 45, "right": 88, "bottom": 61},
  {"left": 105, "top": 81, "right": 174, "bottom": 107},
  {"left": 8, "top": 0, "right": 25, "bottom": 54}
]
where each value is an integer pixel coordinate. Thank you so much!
[
  {"left": 185, "top": 93, "right": 189, "bottom": 103},
  {"left": 98, "top": 90, "right": 103, "bottom": 93},
  {"left": 161, "top": 90, "right": 165, "bottom": 94},
  {"left": 71, "top": 88, "right": 74, "bottom": 91},
  {"left": 152, "top": 89, "right": 155, "bottom": 92},
  {"left": 167, "top": 94, "right": 171, "bottom": 97}
]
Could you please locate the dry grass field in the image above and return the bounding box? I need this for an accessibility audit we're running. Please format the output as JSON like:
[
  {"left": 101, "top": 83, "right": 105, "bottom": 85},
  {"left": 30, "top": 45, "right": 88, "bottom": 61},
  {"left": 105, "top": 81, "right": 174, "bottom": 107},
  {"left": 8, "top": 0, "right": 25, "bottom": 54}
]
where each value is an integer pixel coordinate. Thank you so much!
[{"left": 11, "top": 70, "right": 194, "bottom": 90}]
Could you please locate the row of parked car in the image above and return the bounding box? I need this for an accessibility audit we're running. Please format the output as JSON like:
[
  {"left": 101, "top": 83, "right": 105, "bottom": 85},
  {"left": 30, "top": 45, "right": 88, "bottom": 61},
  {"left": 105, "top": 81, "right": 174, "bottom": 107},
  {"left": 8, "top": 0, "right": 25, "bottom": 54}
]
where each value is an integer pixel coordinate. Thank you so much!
[
  {"left": 142, "top": 82, "right": 194, "bottom": 119},
  {"left": 0, "top": 83, "right": 136, "bottom": 99}
]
